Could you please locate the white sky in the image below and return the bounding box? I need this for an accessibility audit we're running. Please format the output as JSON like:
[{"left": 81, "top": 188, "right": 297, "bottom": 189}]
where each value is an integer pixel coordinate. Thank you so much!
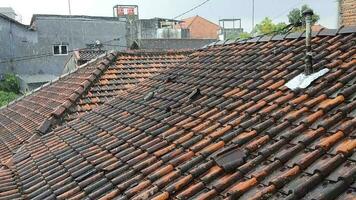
[{"left": 1, "top": 0, "right": 339, "bottom": 32}]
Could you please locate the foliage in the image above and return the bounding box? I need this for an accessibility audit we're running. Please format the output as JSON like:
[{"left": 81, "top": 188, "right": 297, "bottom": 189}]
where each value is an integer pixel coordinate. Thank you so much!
[
  {"left": 253, "top": 17, "right": 288, "bottom": 35},
  {"left": 0, "top": 91, "right": 18, "bottom": 107},
  {"left": 288, "top": 4, "right": 320, "bottom": 28},
  {"left": 239, "top": 32, "right": 252, "bottom": 39},
  {"left": 0, "top": 73, "right": 20, "bottom": 94},
  {"left": 225, "top": 32, "right": 252, "bottom": 40}
]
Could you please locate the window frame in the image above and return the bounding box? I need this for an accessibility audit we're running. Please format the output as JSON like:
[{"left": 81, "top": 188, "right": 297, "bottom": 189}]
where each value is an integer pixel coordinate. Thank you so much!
[{"left": 53, "top": 44, "right": 69, "bottom": 55}]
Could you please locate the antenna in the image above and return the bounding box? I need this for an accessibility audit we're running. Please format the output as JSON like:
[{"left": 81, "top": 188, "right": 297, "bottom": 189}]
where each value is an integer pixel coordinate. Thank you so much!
[
  {"left": 303, "top": 9, "right": 314, "bottom": 75},
  {"left": 68, "top": 0, "right": 72, "bottom": 15},
  {"left": 252, "top": 0, "right": 255, "bottom": 31}
]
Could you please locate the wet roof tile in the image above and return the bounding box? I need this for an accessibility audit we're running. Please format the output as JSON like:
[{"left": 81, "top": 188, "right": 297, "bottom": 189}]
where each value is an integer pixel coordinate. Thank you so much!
[{"left": 0, "top": 29, "right": 355, "bottom": 199}]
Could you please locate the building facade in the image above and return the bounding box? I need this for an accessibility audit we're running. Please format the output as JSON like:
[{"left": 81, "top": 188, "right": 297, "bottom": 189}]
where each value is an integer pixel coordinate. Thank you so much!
[
  {"left": 0, "top": 14, "right": 127, "bottom": 91},
  {"left": 177, "top": 15, "right": 220, "bottom": 39},
  {"left": 339, "top": 0, "right": 356, "bottom": 26}
]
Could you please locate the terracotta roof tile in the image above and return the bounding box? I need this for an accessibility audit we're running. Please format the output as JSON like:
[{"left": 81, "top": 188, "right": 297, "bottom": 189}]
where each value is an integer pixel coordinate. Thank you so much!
[{"left": 0, "top": 30, "right": 355, "bottom": 199}]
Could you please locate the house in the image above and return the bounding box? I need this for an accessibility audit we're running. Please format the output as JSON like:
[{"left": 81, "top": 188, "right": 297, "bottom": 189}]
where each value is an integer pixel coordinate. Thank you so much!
[
  {"left": 0, "top": 27, "right": 355, "bottom": 199},
  {"left": 0, "top": 50, "right": 190, "bottom": 163},
  {"left": 0, "top": 14, "right": 127, "bottom": 92},
  {"left": 132, "top": 17, "right": 218, "bottom": 50},
  {"left": 137, "top": 18, "right": 187, "bottom": 39},
  {"left": 312, "top": 24, "right": 325, "bottom": 32},
  {"left": 339, "top": 0, "right": 356, "bottom": 26},
  {"left": 178, "top": 15, "right": 220, "bottom": 39},
  {"left": 0, "top": 7, "right": 16, "bottom": 20}
]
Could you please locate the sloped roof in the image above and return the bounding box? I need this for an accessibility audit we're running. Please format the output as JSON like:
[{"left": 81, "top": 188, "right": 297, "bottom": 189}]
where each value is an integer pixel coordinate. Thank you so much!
[
  {"left": 0, "top": 50, "right": 190, "bottom": 164},
  {"left": 74, "top": 49, "right": 107, "bottom": 63},
  {"left": 0, "top": 13, "right": 29, "bottom": 29},
  {"left": 178, "top": 15, "right": 220, "bottom": 39},
  {"left": 66, "top": 50, "right": 190, "bottom": 120},
  {"left": 0, "top": 27, "right": 355, "bottom": 199},
  {"left": 0, "top": 53, "right": 116, "bottom": 164},
  {"left": 179, "top": 15, "right": 219, "bottom": 29}
]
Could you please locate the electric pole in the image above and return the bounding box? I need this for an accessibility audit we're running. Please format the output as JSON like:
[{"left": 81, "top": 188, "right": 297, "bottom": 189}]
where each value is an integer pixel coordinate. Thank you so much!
[{"left": 68, "top": 0, "right": 72, "bottom": 15}]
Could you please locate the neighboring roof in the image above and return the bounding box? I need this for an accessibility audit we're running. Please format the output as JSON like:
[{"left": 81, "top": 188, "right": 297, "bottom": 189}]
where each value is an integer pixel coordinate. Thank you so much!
[
  {"left": 30, "top": 14, "right": 124, "bottom": 26},
  {"left": 0, "top": 13, "right": 29, "bottom": 29},
  {"left": 0, "top": 53, "right": 117, "bottom": 164},
  {"left": 137, "top": 39, "right": 217, "bottom": 50},
  {"left": 74, "top": 49, "right": 107, "bottom": 63},
  {"left": 66, "top": 50, "right": 190, "bottom": 120},
  {"left": 178, "top": 15, "right": 220, "bottom": 39},
  {"left": 0, "top": 27, "right": 355, "bottom": 199},
  {"left": 0, "top": 50, "right": 189, "bottom": 164},
  {"left": 0, "top": 7, "right": 15, "bottom": 14},
  {"left": 179, "top": 15, "right": 219, "bottom": 29},
  {"left": 312, "top": 24, "right": 326, "bottom": 32}
]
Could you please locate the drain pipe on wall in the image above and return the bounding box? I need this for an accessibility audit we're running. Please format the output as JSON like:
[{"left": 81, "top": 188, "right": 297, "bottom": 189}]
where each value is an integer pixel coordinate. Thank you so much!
[{"left": 303, "top": 9, "right": 314, "bottom": 75}]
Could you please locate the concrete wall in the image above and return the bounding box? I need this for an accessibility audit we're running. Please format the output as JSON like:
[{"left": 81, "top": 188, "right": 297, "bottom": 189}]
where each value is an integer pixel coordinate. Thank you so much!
[
  {"left": 0, "top": 15, "right": 127, "bottom": 79},
  {"left": 340, "top": 0, "right": 356, "bottom": 26},
  {"left": 0, "top": 16, "right": 37, "bottom": 74}
]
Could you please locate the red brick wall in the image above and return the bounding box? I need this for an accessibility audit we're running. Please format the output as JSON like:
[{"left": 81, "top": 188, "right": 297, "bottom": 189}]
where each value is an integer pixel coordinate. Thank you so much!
[{"left": 341, "top": 0, "right": 356, "bottom": 26}]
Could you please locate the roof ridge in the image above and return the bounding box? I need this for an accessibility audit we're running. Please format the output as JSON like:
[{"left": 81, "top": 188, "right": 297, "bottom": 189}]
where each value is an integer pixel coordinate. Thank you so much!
[
  {"left": 0, "top": 51, "right": 119, "bottom": 166},
  {"left": 42, "top": 51, "right": 118, "bottom": 130},
  {"left": 124, "top": 49, "right": 193, "bottom": 55},
  {"left": 204, "top": 26, "right": 356, "bottom": 48},
  {"left": 0, "top": 52, "right": 111, "bottom": 110}
]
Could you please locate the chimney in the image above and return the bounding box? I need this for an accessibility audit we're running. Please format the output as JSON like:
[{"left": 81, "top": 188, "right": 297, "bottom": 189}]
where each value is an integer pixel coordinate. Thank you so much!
[{"left": 302, "top": 9, "right": 314, "bottom": 75}]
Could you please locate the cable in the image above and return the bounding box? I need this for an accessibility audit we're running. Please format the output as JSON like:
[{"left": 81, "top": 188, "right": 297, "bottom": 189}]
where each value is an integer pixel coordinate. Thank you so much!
[
  {"left": 271, "top": 0, "right": 305, "bottom": 22},
  {"left": 174, "top": 0, "right": 211, "bottom": 19}
]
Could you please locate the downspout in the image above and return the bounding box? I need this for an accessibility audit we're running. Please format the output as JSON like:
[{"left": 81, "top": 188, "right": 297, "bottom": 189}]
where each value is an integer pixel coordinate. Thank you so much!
[{"left": 9, "top": 21, "right": 14, "bottom": 72}]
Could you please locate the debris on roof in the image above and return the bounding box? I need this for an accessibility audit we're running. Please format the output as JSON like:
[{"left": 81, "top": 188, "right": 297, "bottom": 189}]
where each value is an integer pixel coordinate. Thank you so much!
[
  {"left": 187, "top": 87, "right": 201, "bottom": 101},
  {"left": 144, "top": 91, "right": 155, "bottom": 101}
]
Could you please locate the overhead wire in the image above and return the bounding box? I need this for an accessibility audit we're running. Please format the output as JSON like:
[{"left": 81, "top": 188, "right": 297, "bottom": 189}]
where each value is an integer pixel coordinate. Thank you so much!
[
  {"left": 271, "top": 0, "right": 305, "bottom": 22},
  {"left": 173, "top": 0, "right": 211, "bottom": 19}
]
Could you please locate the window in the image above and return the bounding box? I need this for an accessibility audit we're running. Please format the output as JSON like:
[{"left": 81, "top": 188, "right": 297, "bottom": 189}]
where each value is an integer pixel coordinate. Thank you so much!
[{"left": 53, "top": 44, "right": 68, "bottom": 55}]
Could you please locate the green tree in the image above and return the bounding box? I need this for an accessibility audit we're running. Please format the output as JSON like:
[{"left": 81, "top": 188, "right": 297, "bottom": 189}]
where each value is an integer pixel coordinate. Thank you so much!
[
  {"left": 253, "top": 17, "right": 288, "bottom": 35},
  {"left": 0, "top": 73, "right": 20, "bottom": 93},
  {"left": 0, "top": 91, "right": 18, "bottom": 107},
  {"left": 0, "top": 73, "right": 20, "bottom": 106},
  {"left": 288, "top": 4, "right": 320, "bottom": 27},
  {"left": 239, "top": 32, "right": 252, "bottom": 39},
  {"left": 225, "top": 32, "right": 252, "bottom": 40}
]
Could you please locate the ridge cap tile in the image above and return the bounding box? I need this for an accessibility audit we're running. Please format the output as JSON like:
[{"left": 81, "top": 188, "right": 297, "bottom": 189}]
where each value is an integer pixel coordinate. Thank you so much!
[
  {"left": 318, "top": 28, "right": 338, "bottom": 36},
  {"left": 338, "top": 26, "right": 356, "bottom": 34}
]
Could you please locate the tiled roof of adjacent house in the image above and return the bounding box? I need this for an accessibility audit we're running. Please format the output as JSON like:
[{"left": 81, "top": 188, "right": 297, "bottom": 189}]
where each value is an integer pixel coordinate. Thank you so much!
[
  {"left": 74, "top": 49, "right": 107, "bottom": 64},
  {"left": 0, "top": 50, "right": 190, "bottom": 165},
  {"left": 0, "top": 27, "right": 355, "bottom": 200},
  {"left": 0, "top": 53, "right": 117, "bottom": 164},
  {"left": 66, "top": 50, "right": 190, "bottom": 120}
]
